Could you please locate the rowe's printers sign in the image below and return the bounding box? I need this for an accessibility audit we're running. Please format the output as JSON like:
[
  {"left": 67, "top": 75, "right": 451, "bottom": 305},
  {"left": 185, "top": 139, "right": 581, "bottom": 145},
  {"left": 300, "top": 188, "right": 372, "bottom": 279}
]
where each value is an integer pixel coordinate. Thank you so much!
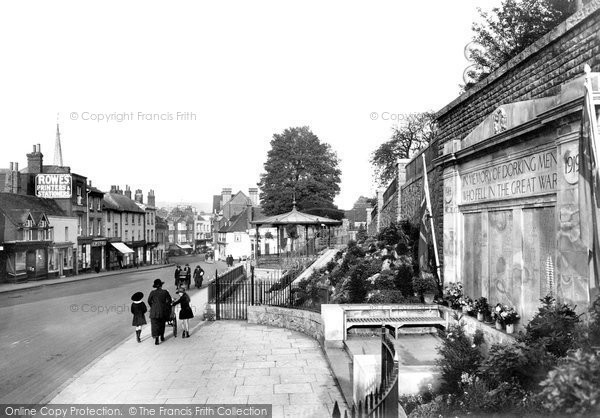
[{"left": 35, "top": 174, "right": 72, "bottom": 198}]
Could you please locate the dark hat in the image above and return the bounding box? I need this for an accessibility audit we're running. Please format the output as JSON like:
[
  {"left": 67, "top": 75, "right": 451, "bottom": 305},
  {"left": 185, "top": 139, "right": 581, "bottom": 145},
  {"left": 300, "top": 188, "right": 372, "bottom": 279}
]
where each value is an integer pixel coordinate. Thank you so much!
[
  {"left": 152, "top": 279, "right": 164, "bottom": 288},
  {"left": 131, "top": 291, "right": 144, "bottom": 301}
]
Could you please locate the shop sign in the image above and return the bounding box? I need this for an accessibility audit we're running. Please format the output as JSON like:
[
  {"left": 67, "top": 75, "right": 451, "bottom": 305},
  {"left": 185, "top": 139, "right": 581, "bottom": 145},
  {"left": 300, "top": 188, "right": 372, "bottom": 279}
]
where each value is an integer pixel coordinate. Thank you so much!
[{"left": 35, "top": 174, "right": 72, "bottom": 198}]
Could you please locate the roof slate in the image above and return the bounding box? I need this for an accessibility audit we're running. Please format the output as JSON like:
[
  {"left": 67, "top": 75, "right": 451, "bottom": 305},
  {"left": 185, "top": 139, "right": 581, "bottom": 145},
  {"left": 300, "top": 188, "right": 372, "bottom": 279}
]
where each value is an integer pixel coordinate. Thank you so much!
[{"left": 0, "top": 192, "right": 67, "bottom": 226}]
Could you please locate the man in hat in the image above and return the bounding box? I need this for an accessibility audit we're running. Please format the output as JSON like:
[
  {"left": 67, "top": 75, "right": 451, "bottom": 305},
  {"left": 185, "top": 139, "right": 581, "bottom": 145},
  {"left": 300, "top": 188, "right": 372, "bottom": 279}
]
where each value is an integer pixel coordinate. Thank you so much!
[{"left": 148, "top": 279, "right": 172, "bottom": 345}]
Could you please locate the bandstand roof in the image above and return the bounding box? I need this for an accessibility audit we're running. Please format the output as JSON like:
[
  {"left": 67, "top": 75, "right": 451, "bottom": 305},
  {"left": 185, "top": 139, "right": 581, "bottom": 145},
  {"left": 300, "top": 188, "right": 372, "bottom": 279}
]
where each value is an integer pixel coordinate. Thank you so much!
[{"left": 251, "top": 204, "right": 342, "bottom": 227}]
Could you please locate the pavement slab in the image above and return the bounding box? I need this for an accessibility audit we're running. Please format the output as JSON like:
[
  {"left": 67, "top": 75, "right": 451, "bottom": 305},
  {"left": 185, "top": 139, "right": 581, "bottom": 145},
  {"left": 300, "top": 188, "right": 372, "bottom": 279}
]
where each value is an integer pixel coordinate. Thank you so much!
[{"left": 49, "top": 321, "right": 347, "bottom": 417}]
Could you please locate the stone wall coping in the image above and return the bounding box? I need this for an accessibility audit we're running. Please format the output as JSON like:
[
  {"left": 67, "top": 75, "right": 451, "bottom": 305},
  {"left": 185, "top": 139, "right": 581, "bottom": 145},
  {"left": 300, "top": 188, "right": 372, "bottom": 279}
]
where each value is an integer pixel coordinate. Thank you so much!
[
  {"left": 325, "top": 303, "right": 442, "bottom": 311},
  {"left": 438, "top": 305, "right": 518, "bottom": 343},
  {"left": 435, "top": 1, "right": 600, "bottom": 119}
]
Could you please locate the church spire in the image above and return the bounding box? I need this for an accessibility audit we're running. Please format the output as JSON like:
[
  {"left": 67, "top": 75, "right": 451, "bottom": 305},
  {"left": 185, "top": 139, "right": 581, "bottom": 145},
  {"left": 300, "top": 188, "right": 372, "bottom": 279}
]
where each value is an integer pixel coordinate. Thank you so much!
[{"left": 54, "top": 114, "right": 64, "bottom": 166}]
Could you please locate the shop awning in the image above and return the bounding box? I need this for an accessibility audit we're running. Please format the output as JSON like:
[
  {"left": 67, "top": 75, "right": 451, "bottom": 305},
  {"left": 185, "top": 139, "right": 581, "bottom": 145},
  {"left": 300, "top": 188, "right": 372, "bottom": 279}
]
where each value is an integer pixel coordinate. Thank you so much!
[
  {"left": 111, "top": 242, "right": 134, "bottom": 254},
  {"left": 176, "top": 244, "right": 193, "bottom": 250}
]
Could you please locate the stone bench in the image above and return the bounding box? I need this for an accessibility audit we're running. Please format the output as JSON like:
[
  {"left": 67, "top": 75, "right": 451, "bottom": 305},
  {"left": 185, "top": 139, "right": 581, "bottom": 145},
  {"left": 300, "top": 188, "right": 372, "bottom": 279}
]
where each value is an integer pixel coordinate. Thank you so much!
[{"left": 344, "top": 305, "right": 446, "bottom": 338}]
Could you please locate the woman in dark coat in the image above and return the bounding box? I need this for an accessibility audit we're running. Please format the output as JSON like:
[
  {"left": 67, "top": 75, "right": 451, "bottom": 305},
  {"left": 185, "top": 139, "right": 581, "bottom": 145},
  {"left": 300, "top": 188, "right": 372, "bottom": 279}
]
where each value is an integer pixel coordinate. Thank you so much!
[
  {"left": 172, "top": 288, "right": 194, "bottom": 338},
  {"left": 131, "top": 291, "right": 147, "bottom": 343},
  {"left": 193, "top": 265, "right": 204, "bottom": 288},
  {"left": 148, "top": 279, "right": 172, "bottom": 345}
]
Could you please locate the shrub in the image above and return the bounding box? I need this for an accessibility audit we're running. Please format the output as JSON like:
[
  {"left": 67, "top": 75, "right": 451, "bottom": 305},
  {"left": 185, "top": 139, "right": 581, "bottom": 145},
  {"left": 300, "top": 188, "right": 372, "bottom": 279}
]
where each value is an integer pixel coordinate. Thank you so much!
[
  {"left": 347, "top": 262, "right": 369, "bottom": 303},
  {"left": 394, "top": 257, "right": 414, "bottom": 297},
  {"left": 377, "top": 222, "right": 403, "bottom": 246},
  {"left": 325, "top": 260, "right": 337, "bottom": 273},
  {"left": 436, "top": 324, "right": 483, "bottom": 395},
  {"left": 479, "top": 342, "right": 557, "bottom": 391},
  {"left": 538, "top": 349, "right": 600, "bottom": 415},
  {"left": 412, "top": 271, "right": 438, "bottom": 296},
  {"left": 521, "top": 295, "right": 581, "bottom": 357}
]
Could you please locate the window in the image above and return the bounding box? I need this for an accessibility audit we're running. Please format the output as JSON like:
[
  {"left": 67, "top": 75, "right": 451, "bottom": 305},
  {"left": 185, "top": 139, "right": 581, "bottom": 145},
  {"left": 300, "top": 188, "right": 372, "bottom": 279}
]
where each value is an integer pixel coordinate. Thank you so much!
[
  {"left": 25, "top": 229, "right": 33, "bottom": 241},
  {"left": 89, "top": 196, "right": 93, "bottom": 210},
  {"left": 97, "top": 219, "right": 101, "bottom": 236},
  {"left": 107, "top": 227, "right": 111, "bottom": 237},
  {"left": 138, "top": 230, "right": 141, "bottom": 240},
  {"left": 138, "top": 214, "right": 141, "bottom": 225},
  {"left": 125, "top": 213, "right": 128, "bottom": 225},
  {"left": 97, "top": 198, "right": 101, "bottom": 211},
  {"left": 65, "top": 226, "right": 69, "bottom": 240},
  {"left": 114, "top": 223, "right": 118, "bottom": 237},
  {"left": 125, "top": 230, "right": 129, "bottom": 241}
]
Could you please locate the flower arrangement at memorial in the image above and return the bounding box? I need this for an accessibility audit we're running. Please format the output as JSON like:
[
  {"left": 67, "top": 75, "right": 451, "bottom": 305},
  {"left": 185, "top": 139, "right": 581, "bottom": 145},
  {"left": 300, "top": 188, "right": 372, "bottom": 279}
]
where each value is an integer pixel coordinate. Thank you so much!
[
  {"left": 473, "top": 297, "right": 490, "bottom": 320},
  {"left": 500, "top": 306, "right": 520, "bottom": 325},
  {"left": 492, "top": 303, "right": 520, "bottom": 325},
  {"left": 443, "top": 282, "right": 463, "bottom": 309},
  {"left": 459, "top": 296, "right": 475, "bottom": 315}
]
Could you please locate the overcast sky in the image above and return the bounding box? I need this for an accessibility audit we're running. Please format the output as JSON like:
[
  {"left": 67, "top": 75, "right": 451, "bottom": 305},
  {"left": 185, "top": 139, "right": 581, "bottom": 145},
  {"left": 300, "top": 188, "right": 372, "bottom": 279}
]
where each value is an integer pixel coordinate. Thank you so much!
[{"left": 0, "top": 0, "right": 499, "bottom": 210}]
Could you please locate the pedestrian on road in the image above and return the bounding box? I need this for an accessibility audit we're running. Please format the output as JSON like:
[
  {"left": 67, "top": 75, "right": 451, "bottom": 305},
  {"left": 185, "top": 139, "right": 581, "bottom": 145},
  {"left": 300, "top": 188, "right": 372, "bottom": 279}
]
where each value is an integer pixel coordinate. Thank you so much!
[
  {"left": 130, "top": 291, "right": 147, "bottom": 343},
  {"left": 174, "top": 265, "right": 182, "bottom": 288},
  {"left": 148, "top": 279, "right": 172, "bottom": 345},
  {"left": 193, "top": 265, "right": 204, "bottom": 288},
  {"left": 184, "top": 264, "right": 191, "bottom": 290},
  {"left": 172, "top": 287, "right": 194, "bottom": 338}
]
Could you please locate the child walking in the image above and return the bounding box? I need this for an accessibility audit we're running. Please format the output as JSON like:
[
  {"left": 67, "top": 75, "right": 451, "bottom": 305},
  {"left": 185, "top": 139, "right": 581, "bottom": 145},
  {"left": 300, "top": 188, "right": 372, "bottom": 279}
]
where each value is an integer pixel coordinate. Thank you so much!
[
  {"left": 131, "top": 291, "right": 147, "bottom": 343},
  {"left": 172, "top": 288, "right": 194, "bottom": 338}
]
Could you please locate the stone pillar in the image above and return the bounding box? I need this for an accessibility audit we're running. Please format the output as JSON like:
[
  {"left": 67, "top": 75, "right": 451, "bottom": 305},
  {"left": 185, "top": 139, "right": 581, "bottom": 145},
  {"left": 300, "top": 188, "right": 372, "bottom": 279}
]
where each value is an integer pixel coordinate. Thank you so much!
[
  {"left": 376, "top": 189, "right": 383, "bottom": 233},
  {"left": 556, "top": 122, "right": 589, "bottom": 312},
  {"left": 442, "top": 164, "right": 461, "bottom": 285},
  {"left": 396, "top": 158, "right": 411, "bottom": 222}
]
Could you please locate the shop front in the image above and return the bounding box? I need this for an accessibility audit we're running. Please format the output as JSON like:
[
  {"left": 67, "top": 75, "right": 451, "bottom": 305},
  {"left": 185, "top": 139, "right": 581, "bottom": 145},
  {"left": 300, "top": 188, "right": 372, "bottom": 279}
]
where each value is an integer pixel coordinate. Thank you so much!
[
  {"left": 90, "top": 238, "right": 106, "bottom": 272},
  {"left": 106, "top": 241, "right": 134, "bottom": 270},
  {"left": 440, "top": 76, "right": 595, "bottom": 323},
  {"left": 77, "top": 237, "right": 92, "bottom": 273},
  {"left": 2, "top": 242, "right": 49, "bottom": 282},
  {"left": 48, "top": 242, "right": 75, "bottom": 278}
]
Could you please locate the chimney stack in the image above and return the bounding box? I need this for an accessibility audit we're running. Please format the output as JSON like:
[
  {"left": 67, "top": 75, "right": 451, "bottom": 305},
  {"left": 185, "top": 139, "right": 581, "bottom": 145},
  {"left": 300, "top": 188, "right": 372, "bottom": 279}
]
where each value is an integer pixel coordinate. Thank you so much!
[
  {"left": 147, "top": 189, "right": 156, "bottom": 207},
  {"left": 26, "top": 144, "right": 43, "bottom": 174},
  {"left": 222, "top": 188, "right": 232, "bottom": 205},
  {"left": 248, "top": 188, "right": 258, "bottom": 206},
  {"left": 125, "top": 185, "right": 132, "bottom": 199},
  {"left": 135, "top": 189, "right": 144, "bottom": 204}
]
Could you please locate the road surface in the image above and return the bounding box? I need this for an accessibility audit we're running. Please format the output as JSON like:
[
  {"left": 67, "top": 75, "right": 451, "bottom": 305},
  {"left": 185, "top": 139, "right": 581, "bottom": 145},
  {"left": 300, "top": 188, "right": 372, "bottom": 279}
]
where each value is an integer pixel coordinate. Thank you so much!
[{"left": 0, "top": 255, "right": 228, "bottom": 403}]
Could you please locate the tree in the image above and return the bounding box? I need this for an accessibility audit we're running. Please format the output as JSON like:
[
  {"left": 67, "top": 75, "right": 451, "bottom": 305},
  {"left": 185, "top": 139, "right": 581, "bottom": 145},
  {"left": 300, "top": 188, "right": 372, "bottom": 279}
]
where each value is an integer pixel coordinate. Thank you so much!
[
  {"left": 467, "top": 0, "right": 576, "bottom": 85},
  {"left": 258, "top": 126, "right": 342, "bottom": 217},
  {"left": 370, "top": 112, "right": 436, "bottom": 186}
]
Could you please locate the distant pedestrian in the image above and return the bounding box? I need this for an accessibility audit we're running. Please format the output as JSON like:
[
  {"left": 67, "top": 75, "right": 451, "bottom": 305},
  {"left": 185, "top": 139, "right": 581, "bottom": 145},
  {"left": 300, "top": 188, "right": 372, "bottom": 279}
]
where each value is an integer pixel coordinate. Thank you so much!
[
  {"left": 174, "top": 265, "right": 182, "bottom": 287},
  {"left": 193, "top": 265, "right": 204, "bottom": 289},
  {"left": 148, "top": 279, "right": 172, "bottom": 345},
  {"left": 130, "top": 291, "right": 147, "bottom": 343},
  {"left": 184, "top": 264, "right": 191, "bottom": 290},
  {"left": 172, "top": 287, "right": 194, "bottom": 338}
]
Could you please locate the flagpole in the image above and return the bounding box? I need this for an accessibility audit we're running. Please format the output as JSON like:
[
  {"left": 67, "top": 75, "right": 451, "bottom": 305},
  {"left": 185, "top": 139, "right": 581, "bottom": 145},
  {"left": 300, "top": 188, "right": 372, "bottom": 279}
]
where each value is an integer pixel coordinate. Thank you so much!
[
  {"left": 421, "top": 153, "right": 442, "bottom": 281},
  {"left": 582, "top": 64, "right": 600, "bottom": 299}
]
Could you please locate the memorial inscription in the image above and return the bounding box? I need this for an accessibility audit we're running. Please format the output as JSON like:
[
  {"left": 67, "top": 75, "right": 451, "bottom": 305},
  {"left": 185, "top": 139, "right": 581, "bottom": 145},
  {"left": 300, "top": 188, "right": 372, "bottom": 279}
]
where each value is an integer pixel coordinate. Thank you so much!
[{"left": 461, "top": 149, "right": 557, "bottom": 204}]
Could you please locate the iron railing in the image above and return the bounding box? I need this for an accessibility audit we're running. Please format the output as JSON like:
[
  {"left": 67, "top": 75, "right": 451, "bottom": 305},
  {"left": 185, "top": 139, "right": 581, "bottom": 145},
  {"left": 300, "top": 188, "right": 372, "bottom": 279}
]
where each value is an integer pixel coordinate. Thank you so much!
[
  {"left": 332, "top": 326, "right": 399, "bottom": 418},
  {"left": 208, "top": 265, "right": 324, "bottom": 319}
]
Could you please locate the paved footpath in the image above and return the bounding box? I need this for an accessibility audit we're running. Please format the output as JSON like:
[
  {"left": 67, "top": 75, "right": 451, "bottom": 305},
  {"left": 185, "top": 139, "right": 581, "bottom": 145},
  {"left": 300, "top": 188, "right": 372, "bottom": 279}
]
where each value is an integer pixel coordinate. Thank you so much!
[{"left": 49, "top": 321, "right": 347, "bottom": 418}]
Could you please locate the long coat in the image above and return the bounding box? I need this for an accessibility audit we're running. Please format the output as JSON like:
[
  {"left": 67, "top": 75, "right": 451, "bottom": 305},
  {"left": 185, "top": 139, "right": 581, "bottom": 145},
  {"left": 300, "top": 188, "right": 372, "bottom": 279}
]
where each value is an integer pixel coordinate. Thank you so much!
[
  {"left": 172, "top": 293, "right": 194, "bottom": 320},
  {"left": 148, "top": 288, "right": 172, "bottom": 319},
  {"left": 131, "top": 301, "right": 147, "bottom": 326}
]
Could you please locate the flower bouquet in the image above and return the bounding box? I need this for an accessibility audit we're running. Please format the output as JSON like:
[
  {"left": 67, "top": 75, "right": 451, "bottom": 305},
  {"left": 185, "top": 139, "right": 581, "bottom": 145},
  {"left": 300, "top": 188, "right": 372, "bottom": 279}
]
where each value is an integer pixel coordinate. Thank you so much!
[
  {"left": 443, "top": 282, "right": 463, "bottom": 310},
  {"left": 473, "top": 297, "right": 490, "bottom": 321},
  {"left": 459, "top": 296, "right": 475, "bottom": 315}
]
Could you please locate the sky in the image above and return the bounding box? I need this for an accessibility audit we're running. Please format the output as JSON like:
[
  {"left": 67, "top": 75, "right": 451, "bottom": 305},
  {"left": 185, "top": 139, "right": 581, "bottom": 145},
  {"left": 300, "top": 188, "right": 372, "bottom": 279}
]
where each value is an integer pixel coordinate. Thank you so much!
[{"left": 0, "top": 0, "right": 499, "bottom": 211}]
